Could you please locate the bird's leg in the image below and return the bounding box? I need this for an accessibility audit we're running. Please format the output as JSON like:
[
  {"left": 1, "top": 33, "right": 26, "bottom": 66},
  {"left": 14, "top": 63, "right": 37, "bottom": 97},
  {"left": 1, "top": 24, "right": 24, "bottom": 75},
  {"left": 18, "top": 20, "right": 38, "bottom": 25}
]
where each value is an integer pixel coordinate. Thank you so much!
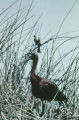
[
  {"left": 40, "top": 101, "right": 45, "bottom": 117},
  {"left": 35, "top": 98, "right": 40, "bottom": 114},
  {"left": 37, "top": 43, "right": 41, "bottom": 53}
]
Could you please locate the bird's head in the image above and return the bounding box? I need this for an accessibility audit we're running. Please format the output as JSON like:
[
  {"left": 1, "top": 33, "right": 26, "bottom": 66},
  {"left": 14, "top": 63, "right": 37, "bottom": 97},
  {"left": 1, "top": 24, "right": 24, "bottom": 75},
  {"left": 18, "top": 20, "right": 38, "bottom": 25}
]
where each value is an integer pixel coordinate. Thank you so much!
[{"left": 33, "top": 35, "right": 36, "bottom": 38}]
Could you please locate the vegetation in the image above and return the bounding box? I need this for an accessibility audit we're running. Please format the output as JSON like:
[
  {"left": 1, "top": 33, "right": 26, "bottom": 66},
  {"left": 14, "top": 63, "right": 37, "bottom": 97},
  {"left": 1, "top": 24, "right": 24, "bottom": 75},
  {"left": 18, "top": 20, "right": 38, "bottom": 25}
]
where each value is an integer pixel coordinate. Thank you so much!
[{"left": 0, "top": 1, "right": 79, "bottom": 120}]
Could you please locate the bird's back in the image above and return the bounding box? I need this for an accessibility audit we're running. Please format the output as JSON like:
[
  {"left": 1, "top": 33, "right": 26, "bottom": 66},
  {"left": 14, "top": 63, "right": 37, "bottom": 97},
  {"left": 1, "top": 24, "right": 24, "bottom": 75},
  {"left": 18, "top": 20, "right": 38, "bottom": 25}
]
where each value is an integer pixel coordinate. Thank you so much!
[{"left": 39, "top": 78, "right": 67, "bottom": 101}]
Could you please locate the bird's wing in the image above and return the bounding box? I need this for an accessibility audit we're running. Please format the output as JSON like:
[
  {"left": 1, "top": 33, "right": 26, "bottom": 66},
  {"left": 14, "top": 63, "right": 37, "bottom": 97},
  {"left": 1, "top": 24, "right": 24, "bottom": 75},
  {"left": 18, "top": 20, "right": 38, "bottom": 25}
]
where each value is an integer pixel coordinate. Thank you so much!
[
  {"left": 40, "top": 78, "right": 58, "bottom": 88},
  {"left": 39, "top": 79, "right": 58, "bottom": 95}
]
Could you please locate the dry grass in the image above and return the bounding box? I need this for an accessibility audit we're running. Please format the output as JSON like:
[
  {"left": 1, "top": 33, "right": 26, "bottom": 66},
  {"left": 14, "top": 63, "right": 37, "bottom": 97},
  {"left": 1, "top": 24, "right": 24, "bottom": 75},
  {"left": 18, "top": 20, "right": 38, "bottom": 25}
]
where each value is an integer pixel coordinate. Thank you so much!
[{"left": 0, "top": 1, "right": 79, "bottom": 120}]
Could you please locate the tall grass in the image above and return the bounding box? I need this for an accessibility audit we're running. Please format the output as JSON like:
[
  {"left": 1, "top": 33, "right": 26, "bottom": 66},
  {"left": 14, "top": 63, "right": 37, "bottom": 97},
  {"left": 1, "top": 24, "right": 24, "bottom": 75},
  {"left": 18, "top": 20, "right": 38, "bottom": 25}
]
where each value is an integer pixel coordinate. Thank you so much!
[{"left": 0, "top": 1, "right": 79, "bottom": 120}]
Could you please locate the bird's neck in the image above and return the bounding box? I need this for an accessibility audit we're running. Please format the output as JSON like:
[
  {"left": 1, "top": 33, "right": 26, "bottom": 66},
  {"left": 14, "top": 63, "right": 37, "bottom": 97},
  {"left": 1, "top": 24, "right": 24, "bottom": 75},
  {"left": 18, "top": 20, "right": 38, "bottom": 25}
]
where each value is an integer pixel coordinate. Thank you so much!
[{"left": 31, "top": 59, "right": 38, "bottom": 76}]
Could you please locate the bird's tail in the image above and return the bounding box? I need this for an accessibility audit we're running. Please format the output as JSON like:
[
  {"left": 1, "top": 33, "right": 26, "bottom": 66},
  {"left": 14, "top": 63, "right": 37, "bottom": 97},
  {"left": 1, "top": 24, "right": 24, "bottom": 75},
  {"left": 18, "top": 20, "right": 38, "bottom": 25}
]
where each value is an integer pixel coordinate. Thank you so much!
[{"left": 55, "top": 91, "right": 68, "bottom": 102}]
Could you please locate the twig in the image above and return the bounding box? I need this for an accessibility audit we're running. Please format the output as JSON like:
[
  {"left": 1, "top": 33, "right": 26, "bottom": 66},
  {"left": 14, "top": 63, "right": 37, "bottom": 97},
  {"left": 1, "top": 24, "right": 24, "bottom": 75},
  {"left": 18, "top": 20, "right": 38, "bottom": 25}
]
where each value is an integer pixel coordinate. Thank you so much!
[{"left": 0, "top": 111, "right": 8, "bottom": 120}]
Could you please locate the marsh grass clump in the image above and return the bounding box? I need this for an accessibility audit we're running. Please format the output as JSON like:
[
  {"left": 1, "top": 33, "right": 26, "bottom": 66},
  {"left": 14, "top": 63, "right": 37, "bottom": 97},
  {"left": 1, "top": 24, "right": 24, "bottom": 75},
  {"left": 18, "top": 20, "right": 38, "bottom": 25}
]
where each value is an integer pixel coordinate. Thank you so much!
[{"left": 0, "top": 1, "right": 79, "bottom": 120}]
